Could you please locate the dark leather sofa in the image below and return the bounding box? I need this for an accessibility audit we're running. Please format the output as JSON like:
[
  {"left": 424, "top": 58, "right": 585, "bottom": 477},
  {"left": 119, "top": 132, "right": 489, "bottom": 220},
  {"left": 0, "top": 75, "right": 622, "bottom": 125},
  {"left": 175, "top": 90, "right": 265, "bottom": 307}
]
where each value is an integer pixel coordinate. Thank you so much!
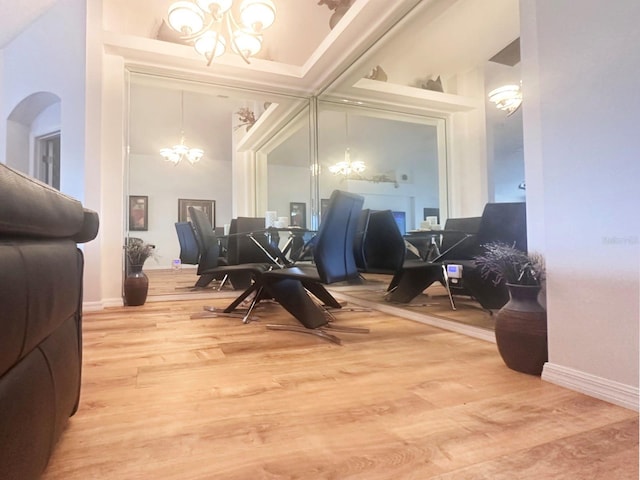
[{"left": 0, "top": 163, "right": 99, "bottom": 480}]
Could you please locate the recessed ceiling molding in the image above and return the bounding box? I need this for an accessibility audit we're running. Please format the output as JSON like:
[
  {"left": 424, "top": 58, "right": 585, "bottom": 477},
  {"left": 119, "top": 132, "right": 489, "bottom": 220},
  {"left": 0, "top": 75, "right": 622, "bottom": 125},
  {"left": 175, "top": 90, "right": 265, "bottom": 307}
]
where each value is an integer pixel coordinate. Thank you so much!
[{"left": 103, "top": 0, "right": 419, "bottom": 96}]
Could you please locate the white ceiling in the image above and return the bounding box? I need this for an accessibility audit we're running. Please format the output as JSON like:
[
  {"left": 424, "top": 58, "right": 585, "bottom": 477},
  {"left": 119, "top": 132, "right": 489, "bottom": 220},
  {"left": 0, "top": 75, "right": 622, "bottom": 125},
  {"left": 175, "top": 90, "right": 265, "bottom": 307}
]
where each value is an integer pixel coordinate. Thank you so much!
[{"left": 0, "top": 0, "right": 520, "bottom": 96}]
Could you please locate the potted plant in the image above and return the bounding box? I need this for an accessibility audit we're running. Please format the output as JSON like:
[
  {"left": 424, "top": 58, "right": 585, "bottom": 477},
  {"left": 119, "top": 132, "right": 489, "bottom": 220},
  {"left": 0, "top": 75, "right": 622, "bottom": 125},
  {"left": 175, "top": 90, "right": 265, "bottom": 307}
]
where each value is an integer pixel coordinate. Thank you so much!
[
  {"left": 475, "top": 242, "right": 547, "bottom": 375},
  {"left": 123, "top": 238, "right": 156, "bottom": 306}
]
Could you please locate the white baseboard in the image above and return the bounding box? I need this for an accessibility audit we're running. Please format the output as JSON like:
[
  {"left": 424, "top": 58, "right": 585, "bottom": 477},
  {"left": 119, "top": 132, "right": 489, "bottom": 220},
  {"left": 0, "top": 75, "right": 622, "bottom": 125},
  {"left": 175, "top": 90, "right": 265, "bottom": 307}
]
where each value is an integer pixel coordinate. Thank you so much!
[
  {"left": 542, "top": 363, "right": 639, "bottom": 411},
  {"left": 83, "top": 297, "right": 122, "bottom": 311}
]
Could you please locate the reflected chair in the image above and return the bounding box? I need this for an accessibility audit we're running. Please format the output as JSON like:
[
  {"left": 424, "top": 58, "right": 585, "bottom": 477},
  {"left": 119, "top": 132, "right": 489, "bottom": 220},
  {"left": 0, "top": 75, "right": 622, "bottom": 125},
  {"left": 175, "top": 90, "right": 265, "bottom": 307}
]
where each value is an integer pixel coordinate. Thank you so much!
[
  {"left": 386, "top": 215, "right": 481, "bottom": 307},
  {"left": 353, "top": 208, "right": 370, "bottom": 271},
  {"left": 188, "top": 207, "right": 272, "bottom": 322},
  {"left": 359, "top": 209, "right": 406, "bottom": 274},
  {"left": 174, "top": 221, "right": 223, "bottom": 289},
  {"left": 260, "top": 190, "right": 369, "bottom": 343},
  {"left": 387, "top": 202, "right": 526, "bottom": 310}
]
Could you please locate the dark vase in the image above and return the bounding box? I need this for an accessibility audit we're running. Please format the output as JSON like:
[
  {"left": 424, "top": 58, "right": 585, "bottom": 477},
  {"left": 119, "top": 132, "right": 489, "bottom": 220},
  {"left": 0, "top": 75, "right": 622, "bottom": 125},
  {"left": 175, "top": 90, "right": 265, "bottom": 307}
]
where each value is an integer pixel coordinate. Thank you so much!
[
  {"left": 124, "top": 264, "right": 149, "bottom": 306},
  {"left": 494, "top": 283, "right": 548, "bottom": 375}
]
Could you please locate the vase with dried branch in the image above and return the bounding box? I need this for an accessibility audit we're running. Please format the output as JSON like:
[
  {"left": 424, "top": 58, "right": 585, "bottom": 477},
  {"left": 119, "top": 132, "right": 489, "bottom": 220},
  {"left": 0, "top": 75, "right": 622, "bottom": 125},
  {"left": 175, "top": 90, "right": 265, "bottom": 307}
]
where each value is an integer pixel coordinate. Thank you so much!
[{"left": 474, "top": 242, "right": 548, "bottom": 375}]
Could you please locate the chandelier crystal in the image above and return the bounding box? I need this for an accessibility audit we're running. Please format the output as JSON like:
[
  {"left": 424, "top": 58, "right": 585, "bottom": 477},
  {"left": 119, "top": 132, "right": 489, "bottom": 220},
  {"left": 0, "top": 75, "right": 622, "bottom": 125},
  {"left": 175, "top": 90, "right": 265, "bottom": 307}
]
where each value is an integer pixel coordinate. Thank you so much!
[
  {"left": 160, "top": 91, "right": 204, "bottom": 166},
  {"left": 166, "top": 0, "right": 276, "bottom": 65},
  {"left": 488, "top": 84, "right": 523, "bottom": 116}
]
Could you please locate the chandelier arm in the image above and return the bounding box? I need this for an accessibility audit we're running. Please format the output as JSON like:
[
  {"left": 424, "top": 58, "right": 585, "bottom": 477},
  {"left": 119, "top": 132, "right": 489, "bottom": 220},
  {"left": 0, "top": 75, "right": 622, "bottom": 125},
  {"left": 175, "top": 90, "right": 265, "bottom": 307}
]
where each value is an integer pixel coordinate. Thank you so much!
[
  {"left": 179, "top": 17, "right": 217, "bottom": 42},
  {"left": 207, "top": 16, "right": 226, "bottom": 66},
  {"left": 225, "top": 13, "right": 252, "bottom": 64}
]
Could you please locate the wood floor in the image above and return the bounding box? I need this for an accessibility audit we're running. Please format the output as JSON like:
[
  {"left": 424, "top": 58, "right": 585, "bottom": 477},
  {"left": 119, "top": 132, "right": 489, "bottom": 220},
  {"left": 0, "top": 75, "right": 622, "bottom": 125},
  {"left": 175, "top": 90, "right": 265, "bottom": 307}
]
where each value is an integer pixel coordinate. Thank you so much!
[{"left": 42, "top": 295, "right": 638, "bottom": 479}]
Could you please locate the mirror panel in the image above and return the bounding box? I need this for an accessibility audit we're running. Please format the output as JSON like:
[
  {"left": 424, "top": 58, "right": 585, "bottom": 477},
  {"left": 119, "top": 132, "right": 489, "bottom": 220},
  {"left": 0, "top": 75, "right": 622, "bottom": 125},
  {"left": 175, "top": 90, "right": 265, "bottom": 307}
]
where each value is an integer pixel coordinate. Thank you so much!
[
  {"left": 126, "top": 72, "right": 307, "bottom": 293},
  {"left": 255, "top": 105, "right": 312, "bottom": 229},
  {"left": 317, "top": 102, "right": 447, "bottom": 232}
]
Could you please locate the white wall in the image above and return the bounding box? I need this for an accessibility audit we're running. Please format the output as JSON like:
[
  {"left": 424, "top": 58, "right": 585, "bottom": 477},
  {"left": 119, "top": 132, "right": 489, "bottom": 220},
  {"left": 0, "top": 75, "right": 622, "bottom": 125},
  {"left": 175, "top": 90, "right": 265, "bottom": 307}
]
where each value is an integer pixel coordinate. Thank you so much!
[
  {"left": 1, "top": 0, "right": 87, "bottom": 201},
  {"left": 0, "top": 0, "right": 112, "bottom": 305},
  {"left": 521, "top": 0, "right": 640, "bottom": 404}
]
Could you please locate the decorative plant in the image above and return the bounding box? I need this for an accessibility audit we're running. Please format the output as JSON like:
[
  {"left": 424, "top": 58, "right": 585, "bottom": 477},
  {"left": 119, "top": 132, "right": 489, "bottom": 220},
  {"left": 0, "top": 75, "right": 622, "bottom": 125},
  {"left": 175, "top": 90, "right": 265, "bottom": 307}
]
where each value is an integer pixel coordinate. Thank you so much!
[
  {"left": 474, "top": 242, "right": 545, "bottom": 286},
  {"left": 234, "top": 107, "right": 256, "bottom": 131},
  {"left": 125, "top": 238, "right": 157, "bottom": 266}
]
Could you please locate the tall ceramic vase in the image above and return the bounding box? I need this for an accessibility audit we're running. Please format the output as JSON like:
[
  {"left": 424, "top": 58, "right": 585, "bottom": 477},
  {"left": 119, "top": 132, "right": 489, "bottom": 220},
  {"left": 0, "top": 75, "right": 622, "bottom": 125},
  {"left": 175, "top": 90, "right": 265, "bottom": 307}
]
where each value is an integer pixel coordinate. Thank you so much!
[
  {"left": 124, "top": 263, "right": 149, "bottom": 306},
  {"left": 494, "top": 283, "right": 548, "bottom": 375}
]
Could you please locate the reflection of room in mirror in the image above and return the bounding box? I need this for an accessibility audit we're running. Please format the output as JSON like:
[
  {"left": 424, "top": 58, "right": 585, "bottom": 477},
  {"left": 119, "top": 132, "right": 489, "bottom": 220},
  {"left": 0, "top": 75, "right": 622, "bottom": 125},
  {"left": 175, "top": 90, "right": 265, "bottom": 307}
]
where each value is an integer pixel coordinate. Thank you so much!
[{"left": 289, "top": 202, "right": 306, "bottom": 228}]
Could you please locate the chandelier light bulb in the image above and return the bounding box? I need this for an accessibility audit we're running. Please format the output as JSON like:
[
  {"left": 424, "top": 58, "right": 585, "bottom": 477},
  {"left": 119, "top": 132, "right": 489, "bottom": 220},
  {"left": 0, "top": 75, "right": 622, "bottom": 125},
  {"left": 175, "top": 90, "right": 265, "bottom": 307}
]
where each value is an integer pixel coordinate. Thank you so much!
[
  {"left": 195, "top": 31, "right": 226, "bottom": 58},
  {"left": 240, "top": 0, "right": 276, "bottom": 31},
  {"left": 232, "top": 30, "right": 262, "bottom": 57},
  {"left": 168, "top": 1, "right": 205, "bottom": 34}
]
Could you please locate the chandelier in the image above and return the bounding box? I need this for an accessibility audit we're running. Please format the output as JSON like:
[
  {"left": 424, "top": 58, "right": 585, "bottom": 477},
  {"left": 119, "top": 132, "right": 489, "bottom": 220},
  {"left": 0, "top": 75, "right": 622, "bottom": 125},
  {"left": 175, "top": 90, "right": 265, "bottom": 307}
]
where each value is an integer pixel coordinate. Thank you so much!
[
  {"left": 328, "top": 112, "right": 366, "bottom": 176},
  {"left": 166, "top": 0, "right": 276, "bottom": 65},
  {"left": 329, "top": 148, "right": 365, "bottom": 175},
  {"left": 160, "top": 91, "right": 204, "bottom": 166},
  {"left": 488, "top": 84, "right": 523, "bottom": 116}
]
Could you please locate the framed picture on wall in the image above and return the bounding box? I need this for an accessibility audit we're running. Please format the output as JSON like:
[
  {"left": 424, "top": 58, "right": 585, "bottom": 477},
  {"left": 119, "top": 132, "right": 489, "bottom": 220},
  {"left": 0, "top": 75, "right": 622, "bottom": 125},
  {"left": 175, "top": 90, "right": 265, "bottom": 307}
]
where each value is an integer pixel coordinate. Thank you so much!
[
  {"left": 178, "top": 198, "right": 215, "bottom": 227},
  {"left": 289, "top": 202, "right": 306, "bottom": 228},
  {"left": 128, "top": 195, "right": 148, "bottom": 231}
]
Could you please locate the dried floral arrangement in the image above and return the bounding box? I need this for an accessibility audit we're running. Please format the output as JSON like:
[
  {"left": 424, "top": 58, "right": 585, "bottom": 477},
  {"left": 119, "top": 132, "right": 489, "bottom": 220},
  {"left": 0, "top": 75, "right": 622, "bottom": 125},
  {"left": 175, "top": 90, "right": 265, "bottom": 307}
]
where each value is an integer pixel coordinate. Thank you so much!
[
  {"left": 234, "top": 107, "right": 256, "bottom": 131},
  {"left": 125, "top": 237, "right": 156, "bottom": 266},
  {"left": 474, "top": 242, "right": 545, "bottom": 286},
  {"left": 317, "top": 0, "right": 351, "bottom": 10}
]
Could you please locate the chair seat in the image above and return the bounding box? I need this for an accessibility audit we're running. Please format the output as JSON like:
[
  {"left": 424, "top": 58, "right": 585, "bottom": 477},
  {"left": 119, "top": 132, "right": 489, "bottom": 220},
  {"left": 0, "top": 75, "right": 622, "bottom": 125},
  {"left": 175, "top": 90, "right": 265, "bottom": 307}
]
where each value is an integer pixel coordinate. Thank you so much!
[
  {"left": 200, "top": 262, "right": 271, "bottom": 276},
  {"left": 262, "top": 265, "right": 321, "bottom": 282}
]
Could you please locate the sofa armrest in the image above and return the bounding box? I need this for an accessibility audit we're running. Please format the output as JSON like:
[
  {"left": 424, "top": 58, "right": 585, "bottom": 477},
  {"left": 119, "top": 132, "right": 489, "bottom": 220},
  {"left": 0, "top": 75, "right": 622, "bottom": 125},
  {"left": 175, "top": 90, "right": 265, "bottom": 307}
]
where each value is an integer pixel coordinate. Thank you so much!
[{"left": 72, "top": 209, "right": 100, "bottom": 243}]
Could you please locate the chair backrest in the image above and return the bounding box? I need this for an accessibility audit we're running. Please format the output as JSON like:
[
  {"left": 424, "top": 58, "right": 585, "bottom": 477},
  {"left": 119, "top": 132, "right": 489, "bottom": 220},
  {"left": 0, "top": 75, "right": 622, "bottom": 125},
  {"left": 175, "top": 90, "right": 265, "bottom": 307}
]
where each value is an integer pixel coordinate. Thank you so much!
[
  {"left": 313, "top": 190, "right": 364, "bottom": 284},
  {"left": 188, "top": 206, "right": 220, "bottom": 273},
  {"left": 362, "top": 209, "right": 406, "bottom": 273},
  {"left": 475, "top": 202, "right": 527, "bottom": 253},
  {"left": 440, "top": 202, "right": 527, "bottom": 261},
  {"left": 439, "top": 216, "right": 482, "bottom": 253},
  {"left": 174, "top": 221, "right": 200, "bottom": 265},
  {"left": 226, "top": 216, "right": 269, "bottom": 264},
  {"left": 352, "top": 208, "right": 370, "bottom": 270}
]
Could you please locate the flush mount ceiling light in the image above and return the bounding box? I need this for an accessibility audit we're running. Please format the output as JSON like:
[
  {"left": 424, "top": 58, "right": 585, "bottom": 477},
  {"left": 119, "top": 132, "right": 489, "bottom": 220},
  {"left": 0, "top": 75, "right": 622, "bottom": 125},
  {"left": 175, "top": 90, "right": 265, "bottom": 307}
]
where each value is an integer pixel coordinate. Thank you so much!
[
  {"left": 166, "top": 0, "right": 276, "bottom": 65},
  {"left": 160, "top": 91, "right": 204, "bottom": 166},
  {"left": 488, "top": 84, "right": 523, "bottom": 116}
]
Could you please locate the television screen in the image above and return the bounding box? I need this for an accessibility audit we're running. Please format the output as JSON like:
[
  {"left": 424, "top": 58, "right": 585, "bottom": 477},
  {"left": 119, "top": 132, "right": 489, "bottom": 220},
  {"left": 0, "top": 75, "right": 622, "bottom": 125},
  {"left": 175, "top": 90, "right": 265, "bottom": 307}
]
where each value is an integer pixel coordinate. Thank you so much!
[{"left": 392, "top": 211, "right": 406, "bottom": 235}]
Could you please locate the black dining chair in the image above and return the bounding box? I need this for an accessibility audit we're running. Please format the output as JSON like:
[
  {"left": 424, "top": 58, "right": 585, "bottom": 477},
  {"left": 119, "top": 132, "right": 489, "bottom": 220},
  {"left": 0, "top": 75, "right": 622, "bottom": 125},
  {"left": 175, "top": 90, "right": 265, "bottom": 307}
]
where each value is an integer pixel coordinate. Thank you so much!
[
  {"left": 188, "top": 207, "right": 272, "bottom": 323},
  {"left": 174, "top": 221, "right": 226, "bottom": 289},
  {"left": 386, "top": 202, "right": 526, "bottom": 310},
  {"left": 260, "top": 190, "right": 370, "bottom": 344}
]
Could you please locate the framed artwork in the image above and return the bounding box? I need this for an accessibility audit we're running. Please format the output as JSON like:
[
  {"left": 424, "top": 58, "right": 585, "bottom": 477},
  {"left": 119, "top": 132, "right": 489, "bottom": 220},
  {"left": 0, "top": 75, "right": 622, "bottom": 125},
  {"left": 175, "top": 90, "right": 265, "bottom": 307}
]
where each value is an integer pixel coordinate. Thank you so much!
[
  {"left": 289, "top": 202, "right": 307, "bottom": 228},
  {"left": 128, "top": 195, "right": 148, "bottom": 231},
  {"left": 178, "top": 198, "right": 215, "bottom": 227},
  {"left": 320, "top": 198, "right": 330, "bottom": 221}
]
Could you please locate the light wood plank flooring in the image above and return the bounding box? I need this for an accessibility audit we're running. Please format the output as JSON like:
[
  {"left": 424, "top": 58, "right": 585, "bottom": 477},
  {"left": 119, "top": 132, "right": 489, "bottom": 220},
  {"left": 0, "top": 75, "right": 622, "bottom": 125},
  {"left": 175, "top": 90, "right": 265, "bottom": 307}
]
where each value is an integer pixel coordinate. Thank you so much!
[{"left": 42, "top": 297, "right": 638, "bottom": 479}]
